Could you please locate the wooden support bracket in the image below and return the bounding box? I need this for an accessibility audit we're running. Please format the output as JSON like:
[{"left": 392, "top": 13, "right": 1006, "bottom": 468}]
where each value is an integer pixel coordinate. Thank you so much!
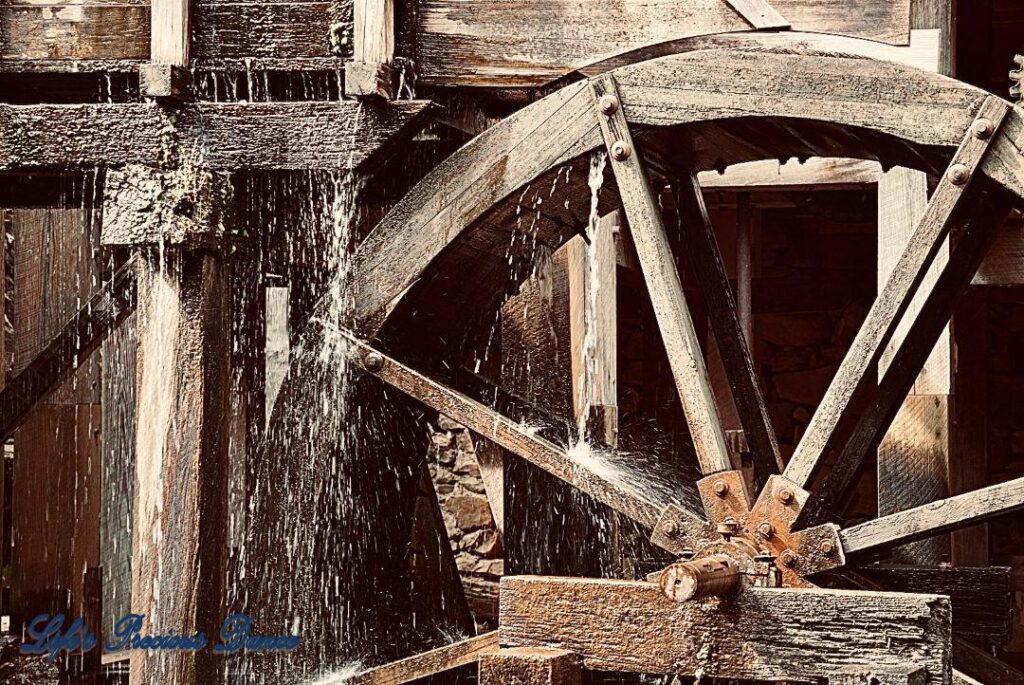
[{"left": 479, "top": 647, "right": 582, "bottom": 685}]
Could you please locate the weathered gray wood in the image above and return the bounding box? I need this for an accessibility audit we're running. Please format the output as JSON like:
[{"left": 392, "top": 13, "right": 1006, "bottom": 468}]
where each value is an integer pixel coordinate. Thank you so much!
[
  {"left": 151, "top": 0, "right": 190, "bottom": 65},
  {"left": 829, "top": 666, "right": 928, "bottom": 685},
  {"left": 130, "top": 252, "right": 231, "bottom": 684},
  {"left": 0, "top": 5, "right": 148, "bottom": 60},
  {"left": 500, "top": 576, "right": 951, "bottom": 682},
  {"left": 345, "top": 332, "right": 699, "bottom": 532},
  {"left": 191, "top": 1, "right": 335, "bottom": 59},
  {"left": 349, "top": 632, "right": 499, "bottom": 684},
  {"left": 0, "top": 101, "right": 434, "bottom": 171},
  {"left": 406, "top": 1, "right": 910, "bottom": 87},
  {"left": 672, "top": 172, "right": 783, "bottom": 482},
  {"left": 841, "top": 476, "right": 1024, "bottom": 558},
  {"left": 593, "top": 74, "right": 730, "bottom": 475},
  {"left": 480, "top": 647, "right": 582, "bottom": 685},
  {"left": 724, "top": 0, "right": 790, "bottom": 29},
  {"left": 783, "top": 96, "right": 1010, "bottom": 494},
  {"left": 346, "top": 0, "right": 395, "bottom": 97},
  {"left": 973, "top": 220, "right": 1024, "bottom": 285},
  {"left": 860, "top": 565, "right": 1012, "bottom": 646}
]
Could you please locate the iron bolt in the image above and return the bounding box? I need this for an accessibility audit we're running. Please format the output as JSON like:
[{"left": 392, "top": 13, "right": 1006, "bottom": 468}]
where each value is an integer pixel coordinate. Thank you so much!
[
  {"left": 610, "top": 140, "right": 632, "bottom": 161},
  {"left": 819, "top": 540, "right": 836, "bottom": 556},
  {"left": 757, "top": 521, "right": 774, "bottom": 538},
  {"left": 598, "top": 94, "right": 620, "bottom": 115},
  {"left": 972, "top": 118, "right": 994, "bottom": 139},
  {"left": 717, "top": 518, "right": 739, "bottom": 538},
  {"left": 713, "top": 480, "right": 730, "bottom": 497},
  {"left": 948, "top": 164, "right": 971, "bottom": 186},
  {"left": 777, "top": 488, "right": 794, "bottom": 505},
  {"left": 661, "top": 520, "right": 680, "bottom": 538},
  {"left": 363, "top": 351, "right": 384, "bottom": 372},
  {"left": 780, "top": 550, "right": 798, "bottom": 568}
]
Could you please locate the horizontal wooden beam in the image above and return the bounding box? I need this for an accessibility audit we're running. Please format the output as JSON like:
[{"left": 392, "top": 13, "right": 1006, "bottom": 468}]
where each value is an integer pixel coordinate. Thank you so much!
[
  {"left": 0, "top": 256, "right": 136, "bottom": 442},
  {"left": 699, "top": 158, "right": 882, "bottom": 190},
  {"left": 0, "top": 101, "right": 434, "bottom": 171},
  {"left": 500, "top": 576, "right": 950, "bottom": 682}
]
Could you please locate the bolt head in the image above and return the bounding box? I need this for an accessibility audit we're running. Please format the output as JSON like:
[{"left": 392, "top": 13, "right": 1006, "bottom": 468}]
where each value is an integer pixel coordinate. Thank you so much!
[
  {"left": 757, "top": 521, "right": 774, "bottom": 538},
  {"left": 948, "top": 163, "right": 971, "bottom": 186},
  {"left": 777, "top": 488, "right": 794, "bottom": 505},
  {"left": 819, "top": 540, "right": 836, "bottom": 556},
  {"left": 610, "top": 140, "right": 631, "bottom": 161},
  {"left": 780, "top": 550, "right": 798, "bottom": 568},
  {"left": 716, "top": 519, "right": 739, "bottom": 537},
  {"left": 972, "top": 118, "right": 994, "bottom": 139},
  {"left": 712, "top": 480, "right": 729, "bottom": 497},
  {"left": 364, "top": 351, "right": 384, "bottom": 372},
  {"left": 661, "top": 520, "right": 680, "bottom": 538},
  {"left": 598, "top": 94, "right": 620, "bottom": 115}
]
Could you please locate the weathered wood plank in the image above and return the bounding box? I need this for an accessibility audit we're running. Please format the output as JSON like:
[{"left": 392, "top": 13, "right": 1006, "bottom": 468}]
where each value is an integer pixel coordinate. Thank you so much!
[
  {"left": 480, "top": 647, "right": 582, "bottom": 685},
  {"left": 407, "top": 0, "right": 910, "bottom": 87},
  {"left": 500, "top": 576, "right": 951, "bottom": 682},
  {"left": 345, "top": 332, "right": 699, "bottom": 532},
  {"left": 567, "top": 212, "right": 618, "bottom": 446},
  {"left": 724, "top": 0, "right": 790, "bottom": 29},
  {"left": 698, "top": 158, "right": 883, "bottom": 190},
  {"left": 783, "top": 96, "right": 1010, "bottom": 494},
  {"left": 0, "top": 5, "right": 149, "bottom": 60},
  {"left": 346, "top": 0, "right": 394, "bottom": 96},
  {"left": 130, "top": 252, "right": 231, "bottom": 684},
  {"left": 192, "top": 1, "right": 333, "bottom": 59},
  {"left": 673, "top": 172, "right": 783, "bottom": 482},
  {"left": 593, "top": 74, "right": 729, "bottom": 475},
  {"left": 841, "top": 476, "right": 1024, "bottom": 558},
  {"left": 151, "top": 0, "right": 189, "bottom": 64},
  {"left": 0, "top": 100, "right": 434, "bottom": 171},
  {"left": 973, "top": 218, "right": 1024, "bottom": 285},
  {"left": 860, "top": 565, "right": 1012, "bottom": 646},
  {"left": 349, "top": 632, "right": 499, "bottom": 685}
]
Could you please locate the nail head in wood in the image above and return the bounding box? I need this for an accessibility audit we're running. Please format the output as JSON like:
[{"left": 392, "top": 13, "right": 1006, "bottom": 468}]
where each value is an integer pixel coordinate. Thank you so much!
[
  {"left": 610, "top": 140, "right": 631, "bottom": 161},
  {"left": 948, "top": 164, "right": 971, "bottom": 186},
  {"left": 364, "top": 351, "right": 384, "bottom": 371},
  {"left": 598, "top": 95, "right": 619, "bottom": 115}
]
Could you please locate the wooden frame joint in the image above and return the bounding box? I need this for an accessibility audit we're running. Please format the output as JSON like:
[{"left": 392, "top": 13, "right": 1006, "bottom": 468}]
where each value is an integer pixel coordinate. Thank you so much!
[{"left": 140, "top": 63, "right": 190, "bottom": 101}]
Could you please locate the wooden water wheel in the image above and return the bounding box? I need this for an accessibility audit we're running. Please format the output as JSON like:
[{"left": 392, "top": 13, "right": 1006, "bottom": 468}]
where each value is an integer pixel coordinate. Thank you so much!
[{"left": 273, "top": 32, "right": 1024, "bottom": 685}]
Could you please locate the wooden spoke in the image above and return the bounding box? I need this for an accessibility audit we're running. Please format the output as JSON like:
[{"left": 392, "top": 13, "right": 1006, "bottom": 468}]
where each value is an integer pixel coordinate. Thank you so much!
[
  {"left": 567, "top": 211, "right": 619, "bottom": 447},
  {"left": 799, "top": 189, "right": 1012, "bottom": 524},
  {"left": 672, "top": 172, "right": 784, "bottom": 484},
  {"left": 592, "top": 73, "right": 731, "bottom": 476},
  {"left": 342, "top": 331, "right": 706, "bottom": 533},
  {"left": 782, "top": 96, "right": 1011, "bottom": 493},
  {"left": 839, "top": 476, "right": 1024, "bottom": 558},
  {"left": 0, "top": 255, "right": 136, "bottom": 442},
  {"left": 723, "top": 0, "right": 790, "bottom": 30},
  {"left": 348, "top": 632, "right": 499, "bottom": 685}
]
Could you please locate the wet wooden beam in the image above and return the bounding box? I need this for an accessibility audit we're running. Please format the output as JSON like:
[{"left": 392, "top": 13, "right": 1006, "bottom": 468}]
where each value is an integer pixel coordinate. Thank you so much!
[
  {"left": 592, "top": 73, "right": 730, "bottom": 476},
  {"left": 0, "top": 256, "right": 136, "bottom": 443},
  {"left": 345, "top": 0, "right": 395, "bottom": 97},
  {"left": 500, "top": 576, "right": 950, "bottom": 682},
  {"left": 479, "top": 647, "right": 582, "bottom": 685},
  {"left": 0, "top": 101, "right": 434, "bottom": 172},
  {"left": 349, "top": 632, "right": 499, "bottom": 684}
]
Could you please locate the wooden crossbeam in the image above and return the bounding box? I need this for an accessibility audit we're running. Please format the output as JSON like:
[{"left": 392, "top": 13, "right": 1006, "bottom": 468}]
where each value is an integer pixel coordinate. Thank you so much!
[
  {"left": 592, "top": 73, "right": 730, "bottom": 476},
  {"left": 673, "top": 172, "right": 783, "bottom": 484},
  {"left": 343, "top": 332, "right": 706, "bottom": 533},
  {"left": 0, "top": 101, "right": 434, "bottom": 171},
  {"left": 500, "top": 576, "right": 950, "bottom": 682},
  {"left": 840, "top": 476, "right": 1024, "bottom": 558},
  {"left": 348, "top": 632, "right": 499, "bottom": 684},
  {"left": 723, "top": 0, "right": 790, "bottom": 30},
  {"left": 0, "top": 256, "right": 136, "bottom": 442},
  {"left": 782, "top": 96, "right": 1011, "bottom": 495}
]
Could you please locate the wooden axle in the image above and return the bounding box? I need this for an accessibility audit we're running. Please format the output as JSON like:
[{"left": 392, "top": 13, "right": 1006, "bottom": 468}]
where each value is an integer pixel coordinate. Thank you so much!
[{"left": 659, "top": 554, "right": 741, "bottom": 602}]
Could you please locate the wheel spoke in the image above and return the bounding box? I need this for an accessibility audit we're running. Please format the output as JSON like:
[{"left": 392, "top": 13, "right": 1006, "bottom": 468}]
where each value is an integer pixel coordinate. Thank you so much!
[
  {"left": 839, "top": 476, "right": 1024, "bottom": 558},
  {"left": 782, "top": 96, "right": 1011, "bottom": 493},
  {"left": 592, "top": 73, "right": 731, "bottom": 476},
  {"left": 342, "top": 330, "right": 706, "bottom": 535},
  {"left": 672, "top": 172, "right": 784, "bottom": 485}
]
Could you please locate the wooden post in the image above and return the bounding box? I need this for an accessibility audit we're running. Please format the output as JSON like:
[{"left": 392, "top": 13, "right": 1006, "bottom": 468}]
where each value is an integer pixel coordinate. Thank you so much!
[
  {"left": 141, "top": 0, "right": 190, "bottom": 98},
  {"left": 103, "top": 165, "right": 234, "bottom": 685},
  {"left": 345, "top": 0, "right": 395, "bottom": 98},
  {"left": 877, "top": 166, "right": 951, "bottom": 565},
  {"left": 479, "top": 647, "right": 582, "bottom": 685}
]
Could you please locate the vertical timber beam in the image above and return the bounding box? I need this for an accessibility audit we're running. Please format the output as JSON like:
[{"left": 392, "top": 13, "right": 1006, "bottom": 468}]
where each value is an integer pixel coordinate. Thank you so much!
[
  {"left": 141, "top": 0, "right": 190, "bottom": 100},
  {"left": 479, "top": 648, "right": 582, "bottom": 685},
  {"left": 877, "top": 166, "right": 951, "bottom": 564},
  {"left": 104, "top": 165, "right": 235, "bottom": 685},
  {"left": 345, "top": 0, "right": 395, "bottom": 98}
]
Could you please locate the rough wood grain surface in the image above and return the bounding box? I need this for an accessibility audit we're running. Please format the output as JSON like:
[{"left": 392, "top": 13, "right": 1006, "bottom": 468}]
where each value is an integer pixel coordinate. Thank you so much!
[
  {"left": 151, "top": 0, "right": 189, "bottom": 64},
  {"left": 499, "top": 576, "right": 951, "bottom": 682},
  {"left": 593, "top": 74, "right": 729, "bottom": 476},
  {"left": 841, "top": 476, "right": 1024, "bottom": 557},
  {"left": 406, "top": 0, "right": 910, "bottom": 86},
  {"left": 783, "top": 96, "right": 1009, "bottom": 493},
  {"left": 349, "top": 632, "right": 499, "bottom": 684},
  {"left": 480, "top": 647, "right": 582, "bottom": 685},
  {"left": 0, "top": 4, "right": 149, "bottom": 60},
  {"left": 0, "top": 101, "right": 434, "bottom": 171},
  {"left": 723, "top": 0, "right": 789, "bottom": 29}
]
